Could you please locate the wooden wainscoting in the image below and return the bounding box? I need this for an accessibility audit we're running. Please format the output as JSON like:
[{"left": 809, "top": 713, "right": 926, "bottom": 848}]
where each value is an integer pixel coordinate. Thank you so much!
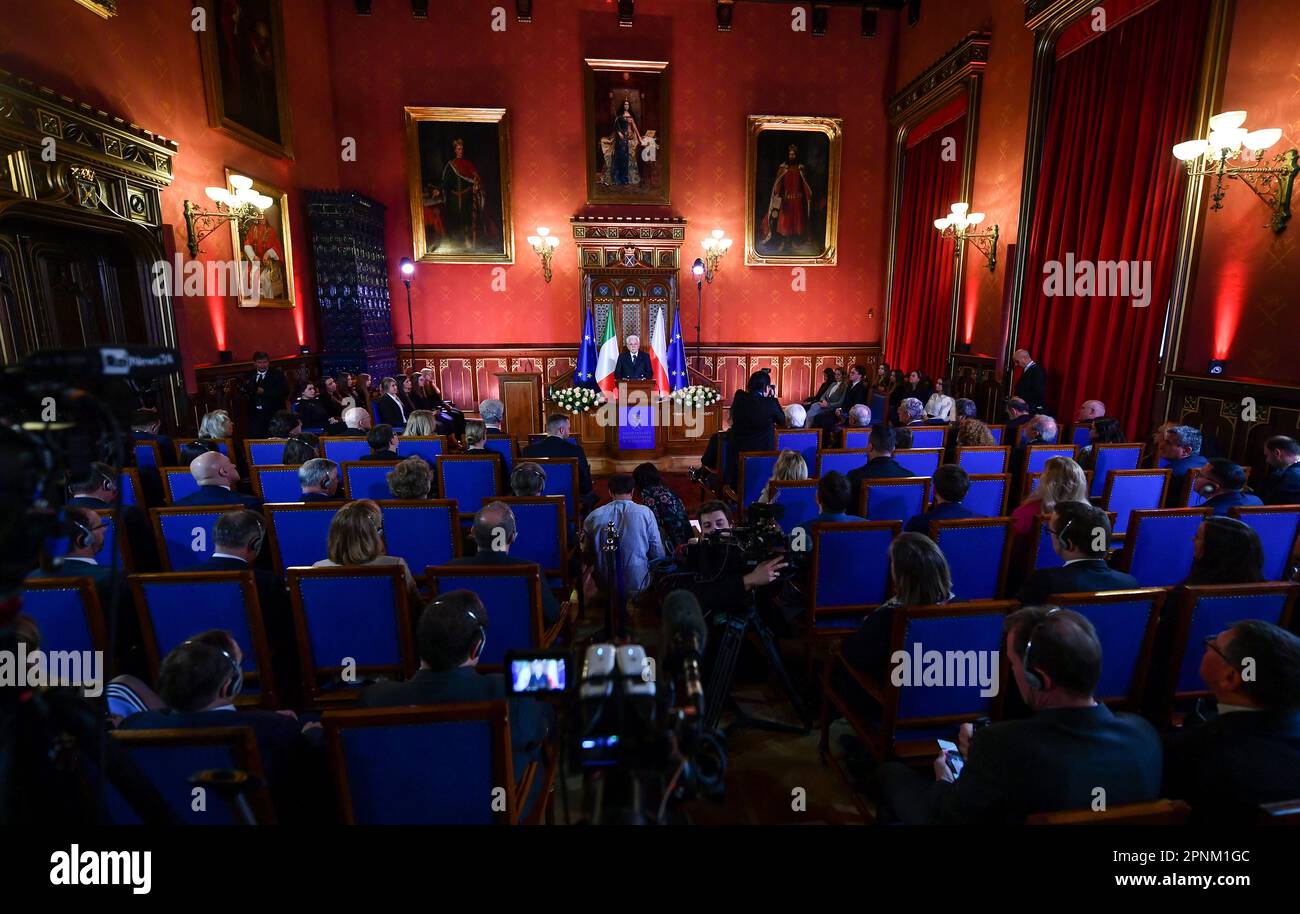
[
  {"left": 192, "top": 354, "right": 321, "bottom": 435},
  {"left": 1163, "top": 373, "right": 1300, "bottom": 479}
]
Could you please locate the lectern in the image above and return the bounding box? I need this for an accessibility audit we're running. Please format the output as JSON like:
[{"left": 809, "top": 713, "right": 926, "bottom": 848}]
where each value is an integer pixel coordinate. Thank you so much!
[{"left": 609, "top": 380, "right": 665, "bottom": 460}]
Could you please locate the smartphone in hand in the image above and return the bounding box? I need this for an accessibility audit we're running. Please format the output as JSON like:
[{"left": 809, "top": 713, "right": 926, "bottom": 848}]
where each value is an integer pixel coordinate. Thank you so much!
[{"left": 937, "top": 738, "right": 964, "bottom": 778}]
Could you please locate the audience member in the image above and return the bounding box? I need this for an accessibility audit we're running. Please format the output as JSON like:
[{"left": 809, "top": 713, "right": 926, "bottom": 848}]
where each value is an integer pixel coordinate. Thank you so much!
[
  {"left": 847, "top": 404, "right": 872, "bottom": 428},
  {"left": 179, "top": 409, "right": 232, "bottom": 465},
  {"left": 313, "top": 499, "right": 421, "bottom": 608},
  {"left": 790, "top": 471, "right": 864, "bottom": 549},
  {"left": 293, "top": 380, "right": 335, "bottom": 431},
  {"left": 632, "top": 462, "right": 691, "bottom": 556},
  {"left": 281, "top": 432, "right": 319, "bottom": 465},
  {"left": 267, "top": 409, "right": 302, "bottom": 440},
  {"left": 1011, "top": 456, "right": 1088, "bottom": 537},
  {"left": 583, "top": 475, "right": 664, "bottom": 598},
  {"left": 893, "top": 426, "right": 914, "bottom": 450},
  {"left": 1016, "top": 502, "right": 1136, "bottom": 604},
  {"left": 521, "top": 414, "right": 593, "bottom": 506},
  {"left": 1159, "top": 425, "right": 1209, "bottom": 506},
  {"left": 756, "top": 449, "right": 808, "bottom": 504},
  {"left": 1076, "top": 399, "right": 1106, "bottom": 424},
  {"left": 925, "top": 377, "right": 954, "bottom": 422},
  {"left": 479, "top": 398, "right": 505, "bottom": 433},
  {"left": 128, "top": 408, "right": 177, "bottom": 465},
  {"left": 897, "top": 397, "right": 926, "bottom": 427},
  {"left": 26, "top": 505, "right": 131, "bottom": 623},
  {"left": 1182, "top": 516, "right": 1265, "bottom": 585},
  {"left": 465, "top": 419, "right": 489, "bottom": 453},
  {"left": 822, "top": 364, "right": 870, "bottom": 430},
  {"left": 174, "top": 451, "right": 261, "bottom": 510},
  {"left": 784, "top": 403, "right": 807, "bottom": 428},
  {"left": 339, "top": 406, "right": 371, "bottom": 436},
  {"left": 246, "top": 351, "right": 289, "bottom": 438},
  {"left": 1256, "top": 435, "right": 1300, "bottom": 506},
  {"left": 387, "top": 456, "right": 434, "bottom": 499},
  {"left": 1191, "top": 459, "right": 1262, "bottom": 515},
  {"left": 900, "top": 370, "right": 933, "bottom": 408},
  {"left": 401, "top": 409, "right": 436, "bottom": 437},
  {"left": 845, "top": 425, "right": 913, "bottom": 511},
  {"left": 510, "top": 461, "right": 546, "bottom": 496},
  {"left": 64, "top": 461, "right": 156, "bottom": 568},
  {"left": 375, "top": 376, "right": 408, "bottom": 427},
  {"left": 360, "top": 424, "right": 401, "bottom": 461},
  {"left": 1077, "top": 416, "right": 1124, "bottom": 470},
  {"left": 320, "top": 376, "right": 347, "bottom": 422},
  {"left": 1005, "top": 397, "right": 1033, "bottom": 441},
  {"left": 904, "top": 465, "right": 981, "bottom": 534},
  {"left": 955, "top": 417, "right": 996, "bottom": 448},
  {"left": 724, "top": 372, "right": 786, "bottom": 486},
  {"left": 805, "top": 366, "right": 847, "bottom": 425},
  {"left": 298, "top": 458, "right": 341, "bottom": 502},
  {"left": 446, "top": 501, "right": 562, "bottom": 626}
]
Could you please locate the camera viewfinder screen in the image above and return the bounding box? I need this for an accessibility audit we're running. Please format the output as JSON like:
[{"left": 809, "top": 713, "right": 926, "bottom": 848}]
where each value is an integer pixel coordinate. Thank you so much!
[{"left": 510, "top": 658, "right": 566, "bottom": 692}]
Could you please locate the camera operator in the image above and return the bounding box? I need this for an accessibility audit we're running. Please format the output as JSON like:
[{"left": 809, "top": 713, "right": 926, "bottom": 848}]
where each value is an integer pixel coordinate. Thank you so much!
[
  {"left": 675, "top": 501, "right": 786, "bottom": 620},
  {"left": 724, "top": 371, "right": 785, "bottom": 488}
]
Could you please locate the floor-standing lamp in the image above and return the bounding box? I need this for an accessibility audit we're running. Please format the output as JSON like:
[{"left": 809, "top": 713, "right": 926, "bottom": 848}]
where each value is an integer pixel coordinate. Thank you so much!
[
  {"left": 400, "top": 257, "right": 416, "bottom": 371},
  {"left": 692, "top": 257, "right": 706, "bottom": 372}
]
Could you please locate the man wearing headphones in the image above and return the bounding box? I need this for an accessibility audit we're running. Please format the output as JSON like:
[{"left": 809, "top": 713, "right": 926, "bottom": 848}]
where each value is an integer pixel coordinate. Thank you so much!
[
  {"left": 66, "top": 461, "right": 159, "bottom": 570},
  {"left": 1016, "top": 501, "right": 1137, "bottom": 605},
  {"left": 1190, "top": 458, "right": 1263, "bottom": 516},
  {"left": 298, "top": 458, "right": 342, "bottom": 502},
  {"left": 878, "top": 606, "right": 1162, "bottom": 823},
  {"left": 445, "top": 501, "right": 563, "bottom": 626}
]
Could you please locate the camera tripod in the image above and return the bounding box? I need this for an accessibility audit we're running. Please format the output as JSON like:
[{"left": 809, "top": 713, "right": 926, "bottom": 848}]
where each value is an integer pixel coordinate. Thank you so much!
[{"left": 703, "top": 598, "right": 810, "bottom": 736}]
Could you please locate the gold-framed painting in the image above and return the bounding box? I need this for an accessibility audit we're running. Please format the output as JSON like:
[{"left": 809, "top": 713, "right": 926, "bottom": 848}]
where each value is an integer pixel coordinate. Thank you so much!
[
  {"left": 197, "top": 0, "right": 294, "bottom": 159},
  {"left": 71, "top": 0, "right": 117, "bottom": 17},
  {"left": 583, "top": 59, "right": 670, "bottom": 206},
  {"left": 225, "top": 168, "right": 295, "bottom": 309},
  {"left": 404, "top": 106, "right": 514, "bottom": 264},
  {"left": 745, "top": 115, "right": 843, "bottom": 266}
]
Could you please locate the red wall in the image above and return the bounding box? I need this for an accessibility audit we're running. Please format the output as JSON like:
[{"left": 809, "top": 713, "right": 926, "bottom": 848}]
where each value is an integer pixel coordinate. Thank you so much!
[
  {"left": 1, "top": 0, "right": 340, "bottom": 386},
  {"left": 321, "top": 0, "right": 897, "bottom": 347}
]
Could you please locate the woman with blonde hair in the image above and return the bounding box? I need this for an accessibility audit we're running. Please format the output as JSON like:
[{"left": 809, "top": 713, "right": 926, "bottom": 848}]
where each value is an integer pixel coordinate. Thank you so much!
[
  {"left": 198, "top": 409, "right": 234, "bottom": 440},
  {"left": 1011, "top": 455, "right": 1089, "bottom": 537},
  {"left": 956, "top": 418, "right": 997, "bottom": 448},
  {"left": 312, "top": 499, "right": 421, "bottom": 607},
  {"left": 402, "top": 409, "right": 437, "bottom": 437},
  {"left": 757, "top": 449, "right": 808, "bottom": 504}
]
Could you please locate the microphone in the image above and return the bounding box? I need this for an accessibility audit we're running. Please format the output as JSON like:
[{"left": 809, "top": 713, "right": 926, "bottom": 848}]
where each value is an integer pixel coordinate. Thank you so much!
[
  {"left": 662, "top": 589, "right": 708, "bottom": 720},
  {"left": 662, "top": 589, "right": 708, "bottom": 654}
]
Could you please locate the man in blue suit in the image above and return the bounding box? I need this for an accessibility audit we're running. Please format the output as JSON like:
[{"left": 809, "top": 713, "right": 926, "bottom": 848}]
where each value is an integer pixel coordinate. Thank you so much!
[
  {"left": 521, "top": 414, "right": 593, "bottom": 507},
  {"left": 790, "top": 472, "right": 864, "bottom": 548},
  {"left": 1159, "top": 425, "right": 1209, "bottom": 507},
  {"left": 1191, "top": 459, "right": 1262, "bottom": 516},
  {"left": 1017, "top": 502, "right": 1136, "bottom": 604},
  {"left": 1257, "top": 436, "right": 1300, "bottom": 506},
  {"left": 905, "top": 464, "right": 982, "bottom": 535},
  {"left": 613, "top": 334, "right": 653, "bottom": 381},
  {"left": 844, "top": 425, "right": 914, "bottom": 514},
  {"left": 173, "top": 451, "right": 261, "bottom": 511}
]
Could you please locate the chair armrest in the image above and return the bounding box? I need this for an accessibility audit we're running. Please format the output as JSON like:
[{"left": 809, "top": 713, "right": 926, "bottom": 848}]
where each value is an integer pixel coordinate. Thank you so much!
[{"left": 542, "top": 601, "right": 577, "bottom": 647}]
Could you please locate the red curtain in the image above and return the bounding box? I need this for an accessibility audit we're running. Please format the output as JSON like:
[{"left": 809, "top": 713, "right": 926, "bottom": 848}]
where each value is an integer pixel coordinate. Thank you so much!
[
  {"left": 1015, "top": 0, "right": 1209, "bottom": 440},
  {"left": 887, "top": 114, "right": 965, "bottom": 381}
]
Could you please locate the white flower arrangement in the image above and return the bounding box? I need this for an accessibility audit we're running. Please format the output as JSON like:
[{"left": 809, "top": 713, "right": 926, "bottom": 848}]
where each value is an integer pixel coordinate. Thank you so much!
[
  {"left": 551, "top": 386, "right": 607, "bottom": 414},
  {"left": 670, "top": 385, "right": 721, "bottom": 408}
]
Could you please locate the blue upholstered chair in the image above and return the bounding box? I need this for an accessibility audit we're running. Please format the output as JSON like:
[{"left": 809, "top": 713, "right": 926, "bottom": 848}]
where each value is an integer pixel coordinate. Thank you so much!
[
  {"left": 775, "top": 429, "right": 821, "bottom": 467},
  {"left": 737, "top": 451, "right": 782, "bottom": 513},
  {"left": 321, "top": 437, "right": 373, "bottom": 465},
  {"left": 1229, "top": 505, "right": 1300, "bottom": 581},
  {"left": 529, "top": 457, "right": 579, "bottom": 520},
  {"left": 816, "top": 449, "right": 869, "bottom": 478},
  {"left": 1048, "top": 589, "right": 1166, "bottom": 709},
  {"left": 20, "top": 577, "right": 107, "bottom": 658},
  {"left": 250, "top": 465, "right": 309, "bottom": 504},
  {"left": 438, "top": 456, "right": 502, "bottom": 517},
  {"left": 1069, "top": 425, "right": 1093, "bottom": 449},
  {"left": 860, "top": 477, "right": 931, "bottom": 524},
  {"left": 986, "top": 425, "right": 1006, "bottom": 444},
  {"left": 1118, "top": 508, "right": 1210, "bottom": 587},
  {"left": 842, "top": 429, "right": 871, "bottom": 450},
  {"left": 342, "top": 462, "right": 396, "bottom": 500},
  {"left": 379, "top": 500, "right": 460, "bottom": 580},
  {"left": 491, "top": 496, "right": 569, "bottom": 588},
  {"left": 265, "top": 503, "right": 341, "bottom": 572},
  {"left": 175, "top": 437, "right": 234, "bottom": 459},
  {"left": 893, "top": 448, "right": 942, "bottom": 479},
  {"left": 931, "top": 518, "right": 1012, "bottom": 601},
  {"left": 1026, "top": 511, "right": 1119, "bottom": 575},
  {"left": 396, "top": 436, "right": 445, "bottom": 462},
  {"left": 427, "top": 565, "right": 552, "bottom": 664},
  {"left": 129, "top": 570, "right": 278, "bottom": 707},
  {"left": 956, "top": 446, "right": 1010, "bottom": 475},
  {"left": 90, "top": 508, "right": 136, "bottom": 573},
  {"left": 962, "top": 474, "right": 1010, "bottom": 517},
  {"left": 285, "top": 565, "right": 417, "bottom": 705},
  {"left": 907, "top": 427, "right": 946, "bottom": 450},
  {"left": 1024, "top": 444, "right": 1079, "bottom": 475},
  {"left": 243, "top": 439, "right": 291, "bottom": 468},
  {"left": 161, "top": 468, "right": 201, "bottom": 504},
  {"left": 769, "top": 480, "right": 822, "bottom": 535},
  {"left": 322, "top": 703, "right": 516, "bottom": 825},
  {"left": 118, "top": 468, "right": 141, "bottom": 508},
  {"left": 1101, "top": 469, "right": 1172, "bottom": 536},
  {"left": 806, "top": 521, "right": 899, "bottom": 632},
  {"left": 1088, "top": 443, "right": 1145, "bottom": 497},
  {"left": 483, "top": 435, "right": 516, "bottom": 475},
  {"left": 132, "top": 440, "right": 163, "bottom": 469},
  {"left": 149, "top": 506, "right": 231, "bottom": 571},
  {"left": 869, "top": 394, "right": 887, "bottom": 425}
]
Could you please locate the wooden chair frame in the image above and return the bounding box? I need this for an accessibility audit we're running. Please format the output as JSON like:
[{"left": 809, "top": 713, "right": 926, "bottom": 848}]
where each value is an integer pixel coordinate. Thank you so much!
[
  {"left": 859, "top": 476, "right": 932, "bottom": 520},
  {"left": 1046, "top": 588, "right": 1168, "bottom": 710},
  {"left": 148, "top": 505, "right": 240, "bottom": 572},
  {"left": 956, "top": 445, "right": 1011, "bottom": 474},
  {"left": 1101, "top": 469, "right": 1173, "bottom": 537},
  {"left": 929, "top": 517, "right": 1014, "bottom": 601}
]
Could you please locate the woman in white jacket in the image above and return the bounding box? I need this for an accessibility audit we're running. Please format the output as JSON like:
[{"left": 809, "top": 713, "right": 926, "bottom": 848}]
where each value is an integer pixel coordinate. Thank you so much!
[{"left": 925, "top": 377, "right": 955, "bottom": 422}]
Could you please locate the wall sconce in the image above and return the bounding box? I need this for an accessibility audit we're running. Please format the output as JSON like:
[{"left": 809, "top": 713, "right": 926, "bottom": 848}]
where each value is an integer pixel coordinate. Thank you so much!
[
  {"left": 183, "top": 174, "right": 273, "bottom": 257},
  {"left": 1172, "top": 110, "right": 1298, "bottom": 233},
  {"left": 934, "top": 202, "right": 999, "bottom": 272},
  {"left": 699, "top": 228, "right": 732, "bottom": 282},
  {"left": 526, "top": 226, "right": 560, "bottom": 282}
]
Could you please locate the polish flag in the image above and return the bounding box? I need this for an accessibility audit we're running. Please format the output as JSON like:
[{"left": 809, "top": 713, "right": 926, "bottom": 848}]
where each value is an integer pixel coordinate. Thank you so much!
[
  {"left": 595, "top": 312, "right": 620, "bottom": 397},
  {"left": 648, "top": 309, "right": 670, "bottom": 396}
]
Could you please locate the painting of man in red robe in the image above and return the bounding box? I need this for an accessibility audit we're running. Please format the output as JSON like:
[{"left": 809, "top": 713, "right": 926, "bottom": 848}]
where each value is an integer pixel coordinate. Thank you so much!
[
  {"left": 750, "top": 125, "right": 835, "bottom": 261},
  {"left": 762, "top": 144, "right": 814, "bottom": 249}
]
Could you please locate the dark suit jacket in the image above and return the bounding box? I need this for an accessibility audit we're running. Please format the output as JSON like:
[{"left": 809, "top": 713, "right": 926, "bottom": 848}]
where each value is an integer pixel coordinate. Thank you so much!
[
  {"left": 301, "top": 492, "right": 341, "bottom": 503},
  {"left": 724, "top": 390, "right": 785, "bottom": 486},
  {"left": 1256, "top": 462, "right": 1300, "bottom": 506},
  {"left": 444, "top": 552, "right": 562, "bottom": 626},
  {"left": 173, "top": 485, "right": 262, "bottom": 512},
  {"left": 247, "top": 367, "right": 288, "bottom": 414},
  {"left": 1017, "top": 559, "right": 1138, "bottom": 605},
  {"left": 845, "top": 455, "right": 914, "bottom": 514},
  {"left": 839, "top": 380, "right": 871, "bottom": 416},
  {"left": 1014, "top": 362, "right": 1047, "bottom": 412},
  {"left": 375, "top": 394, "right": 407, "bottom": 427},
  {"left": 1201, "top": 490, "right": 1263, "bottom": 517},
  {"left": 614, "top": 350, "right": 653, "bottom": 381},
  {"left": 360, "top": 666, "right": 551, "bottom": 785},
  {"left": 66, "top": 495, "right": 159, "bottom": 572},
  {"left": 359, "top": 449, "right": 401, "bottom": 462},
  {"left": 1163, "top": 707, "right": 1300, "bottom": 824},
  {"left": 888, "top": 704, "right": 1161, "bottom": 824},
  {"left": 904, "top": 501, "right": 981, "bottom": 535},
  {"left": 338, "top": 427, "right": 369, "bottom": 437},
  {"left": 129, "top": 431, "right": 178, "bottom": 467},
  {"left": 520, "top": 435, "right": 593, "bottom": 496},
  {"left": 294, "top": 398, "right": 333, "bottom": 431}
]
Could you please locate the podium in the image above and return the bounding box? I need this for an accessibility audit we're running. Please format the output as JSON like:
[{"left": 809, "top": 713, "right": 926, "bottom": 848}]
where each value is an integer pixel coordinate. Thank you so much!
[{"left": 609, "top": 380, "right": 665, "bottom": 461}]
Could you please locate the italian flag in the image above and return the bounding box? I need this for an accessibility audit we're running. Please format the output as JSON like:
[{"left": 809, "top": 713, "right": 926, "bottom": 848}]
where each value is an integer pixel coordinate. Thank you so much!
[
  {"left": 596, "top": 313, "right": 620, "bottom": 397},
  {"left": 648, "top": 309, "right": 670, "bottom": 396}
]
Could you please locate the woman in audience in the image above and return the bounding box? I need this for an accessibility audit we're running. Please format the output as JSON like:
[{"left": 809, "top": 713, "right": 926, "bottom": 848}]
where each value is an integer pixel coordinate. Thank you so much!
[
  {"left": 925, "top": 377, "right": 955, "bottom": 422},
  {"left": 282, "top": 432, "right": 319, "bottom": 465},
  {"left": 901, "top": 369, "right": 933, "bottom": 408},
  {"left": 872, "top": 362, "right": 894, "bottom": 399},
  {"left": 887, "top": 368, "right": 908, "bottom": 416},
  {"left": 956, "top": 418, "right": 997, "bottom": 448},
  {"left": 632, "top": 462, "right": 691, "bottom": 555},
  {"left": 1011, "top": 455, "right": 1089, "bottom": 537},
  {"left": 407, "top": 372, "right": 436, "bottom": 411},
  {"left": 402, "top": 409, "right": 438, "bottom": 438},
  {"left": 354, "top": 373, "right": 373, "bottom": 411},
  {"left": 387, "top": 456, "right": 435, "bottom": 500},
  {"left": 1078, "top": 416, "right": 1125, "bottom": 470},
  {"left": 313, "top": 499, "right": 421, "bottom": 608},
  {"left": 333, "top": 372, "right": 358, "bottom": 410},
  {"left": 464, "top": 419, "right": 489, "bottom": 453},
  {"left": 1182, "top": 516, "right": 1266, "bottom": 585},
  {"left": 320, "top": 376, "right": 347, "bottom": 423},
  {"left": 293, "top": 379, "right": 335, "bottom": 432},
  {"left": 756, "top": 449, "right": 808, "bottom": 504},
  {"left": 179, "top": 409, "right": 234, "bottom": 464},
  {"left": 398, "top": 376, "right": 417, "bottom": 415}
]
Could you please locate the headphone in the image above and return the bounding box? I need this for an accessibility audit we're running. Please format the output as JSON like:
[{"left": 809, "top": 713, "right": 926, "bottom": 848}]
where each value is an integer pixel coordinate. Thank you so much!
[
  {"left": 467, "top": 608, "right": 487, "bottom": 661},
  {"left": 186, "top": 639, "right": 244, "bottom": 699},
  {"left": 515, "top": 463, "right": 546, "bottom": 494},
  {"left": 244, "top": 516, "right": 265, "bottom": 557},
  {"left": 1053, "top": 515, "right": 1076, "bottom": 552},
  {"left": 66, "top": 513, "right": 96, "bottom": 550},
  {"left": 1020, "top": 608, "right": 1062, "bottom": 691},
  {"left": 288, "top": 434, "right": 319, "bottom": 458}
]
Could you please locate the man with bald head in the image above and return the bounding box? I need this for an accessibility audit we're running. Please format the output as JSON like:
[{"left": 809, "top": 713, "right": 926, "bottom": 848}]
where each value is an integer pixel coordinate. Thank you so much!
[
  {"left": 174, "top": 451, "right": 261, "bottom": 510},
  {"left": 444, "top": 501, "right": 561, "bottom": 626},
  {"left": 614, "top": 334, "right": 652, "bottom": 381},
  {"left": 1076, "top": 399, "right": 1106, "bottom": 423},
  {"left": 338, "top": 406, "right": 372, "bottom": 437},
  {"left": 1012, "top": 348, "right": 1047, "bottom": 414}
]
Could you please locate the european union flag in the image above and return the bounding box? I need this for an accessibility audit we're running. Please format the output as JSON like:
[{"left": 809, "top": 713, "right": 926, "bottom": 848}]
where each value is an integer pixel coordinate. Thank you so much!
[
  {"left": 574, "top": 307, "right": 599, "bottom": 389},
  {"left": 666, "top": 308, "right": 690, "bottom": 392}
]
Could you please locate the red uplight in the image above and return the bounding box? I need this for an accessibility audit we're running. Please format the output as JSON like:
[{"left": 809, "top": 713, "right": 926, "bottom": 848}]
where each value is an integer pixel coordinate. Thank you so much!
[{"left": 1212, "top": 261, "right": 1246, "bottom": 360}]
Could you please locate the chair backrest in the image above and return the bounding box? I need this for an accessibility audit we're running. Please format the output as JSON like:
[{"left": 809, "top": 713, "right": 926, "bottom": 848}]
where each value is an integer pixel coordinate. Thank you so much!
[
  {"left": 907, "top": 427, "right": 946, "bottom": 450},
  {"left": 265, "top": 503, "right": 342, "bottom": 571},
  {"left": 396, "top": 436, "right": 445, "bottom": 462},
  {"left": 869, "top": 393, "right": 887, "bottom": 423},
  {"left": 175, "top": 437, "right": 234, "bottom": 459},
  {"left": 161, "top": 467, "right": 201, "bottom": 504},
  {"left": 769, "top": 480, "right": 822, "bottom": 535},
  {"left": 1026, "top": 799, "right": 1191, "bottom": 825},
  {"left": 107, "top": 727, "right": 275, "bottom": 825},
  {"left": 1068, "top": 424, "right": 1093, "bottom": 449},
  {"left": 956, "top": 446, "right": 1010, "bottom": 474},
  {"left": 489, "top": 496, "right": 568, "bottom": 583},
  {"left": 841, "top": 428, "right": 871, "bottom": 449},
  {"left": 379, "top": 500, "right": 460, "bottom": 578},
  {"left": 1025, "top": 469, "right": 1093, "bottom": 497},
  {"left": 808, "top": 522, "right": 899, "bottom": 625},
  {"left": 1167, "top": 582, "right": 1298, "bottom": 702},
  {"left": 931, "top": 518, "right": 1012, "bottom": 601},
  {"left": 1089, "top": 443, "right": 1145, "bottom": 496},
  {"left": 322, "top": 703, "right": 514, "bottom": 824},
  {"left": 438, "top": 456, "right": 503, "bottom": 517},
  {"left": 1101, "top": 469, "right": 1172, "bottom": 535},
  {"left": 962, "top": 474, "right": 1011, "bottom": 517},
  {"left": 774, "top": 428, "right": 821, "bottom": 466},
  {"left": 286, "top": 565, "right": 417, "bottom": 703},
  {"left": 1119, "top": 508, "right": 1211, "bottom": 586},
  {"left": 986, "top": 424, "right": 1005, "bottom": 444},
  {"left": 427, "top": 565, "right": 545, "bottom": 665},
  {"left": 1028, "top": 511, "right": 1118, "bottom": 574},
  {"left": 91, "top": 508, "right": 136, "bottom": 573},
  {"left": 20, "top": 577, "right": 107, "bottom": 659},
  {"left": 816, "top": 448, "right": 869, "bottom": 478},
  {"left": 250, "top": 465, "right": 309, "bottom": 504},
  {"left": 132, "top": 440, "right": 163, "bottom": 469},
  {"left": 1024, "top": 444, "right": 1079, "bottom": 475},
  {"left": 342, "top": 461, "right": 397, "bottom": 500},
  {"left": 321, "top": 437, "right": 374, "bottom": 464},
  {"left": 149, "top": 506, "right": 235, "bottom": 571},
  {"left": 118, "top": 468, "right": 142, "bottom": 508},
  {"left": 1229, "top": 505, "right": 1300, "bottom": 581},
  {"left": 528, "top": 456, "right": 579, "bottom": 519},
  {"left": 861, "top": 477, "right": 931, "bottom": 523},
  {"left": 129, "top": 570, "right": 277, "bottom": 707},
  {"left": 738, "top": 451, "right": 782, "bottom": 513},
  {"left": 893, "top": 448, "right": 942, "bottom": 479},
  {"left": 1048, "top": 589, "right": 1166, "bottom": 708},
  {"left": 528, "top": 434, "right": 577, "bottom": 447},
  {"left": 243, "top": 438, "right": 290, "bottom": 468},
  {"left": 482, "top": 436, "right": 516, "bottom": 475}
]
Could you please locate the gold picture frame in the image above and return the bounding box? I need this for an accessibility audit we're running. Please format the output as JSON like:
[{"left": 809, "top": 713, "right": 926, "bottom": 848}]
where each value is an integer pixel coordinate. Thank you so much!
[
  {"left": 583, "top": 58, "right": 671, "bottom": 206},
  {"left": 745, "top": 115, "right": 843, "bottom": 266},
  {"left": 225, "top": 168, "right": 295, "bottom": 310},
  {"left": 197, "top": 0, "right": 295, "bottom": 159},
  {"left": 404, "top": 106, "right": 514, "bottom": 264},
  {"left": 71, "top": 0, "right": 117, "bottom": 17}
]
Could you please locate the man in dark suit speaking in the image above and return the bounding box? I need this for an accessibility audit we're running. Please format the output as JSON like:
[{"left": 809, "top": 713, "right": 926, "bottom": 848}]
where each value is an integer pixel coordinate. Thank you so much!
[{"left": 614, "top": 334, "right": 653, "bottom": 381}]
